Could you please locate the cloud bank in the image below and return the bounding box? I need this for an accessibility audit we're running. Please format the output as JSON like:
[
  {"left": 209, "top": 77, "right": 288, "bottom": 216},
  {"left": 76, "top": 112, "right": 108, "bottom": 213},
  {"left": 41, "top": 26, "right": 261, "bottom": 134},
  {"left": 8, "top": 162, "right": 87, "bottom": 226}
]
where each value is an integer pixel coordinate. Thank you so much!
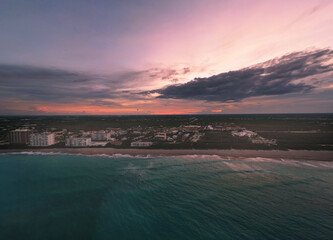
[
  {"left": 0, "top": 65, "right": 114, "bottom": 101},
  {"left": 152, "top": 49, "right": 333, "bottom": 102},
  {"left": 0, "top": 64, "right": 190, "bottom": 105},
  {"left": 0, "top": 48, "right": 332, "bottom": 114}
]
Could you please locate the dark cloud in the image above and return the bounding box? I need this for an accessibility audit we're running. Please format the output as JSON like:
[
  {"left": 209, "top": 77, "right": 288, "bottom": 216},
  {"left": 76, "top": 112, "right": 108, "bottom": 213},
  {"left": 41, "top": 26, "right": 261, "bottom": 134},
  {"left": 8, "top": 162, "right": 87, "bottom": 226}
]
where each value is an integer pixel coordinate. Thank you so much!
[
  {"left": 0, "top": 64, "right": 116, "bottom": 102},
  {"left": 0, "top": 64, "right": 189, "bottom": 108},
  {"left": 0, "top": 64, "right": 160, "bottom": 104},
  {"left": 152, "top": 49, "right": 333, "bottom": 102}
]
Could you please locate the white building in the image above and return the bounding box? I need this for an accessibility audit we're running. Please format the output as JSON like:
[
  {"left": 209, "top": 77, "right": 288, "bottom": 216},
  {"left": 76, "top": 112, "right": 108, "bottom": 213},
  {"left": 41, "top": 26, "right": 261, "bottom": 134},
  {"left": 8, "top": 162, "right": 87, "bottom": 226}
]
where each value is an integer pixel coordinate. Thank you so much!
[
  {"left": 65, "top": 137, "right": 92, "bottom": 147},
  {"left": 155, "top": 132, "right": 166, "bottom": 141},
  {"left": 190, "top": 133, "right": 203, "bottom": 143},
  {"left": 117, "top": 130, "right": 127, "bottom": 136},
  {"left": 232, "top": 130, "right": 257, "bottom": 137},
  {"left": 29, "top": 133, "right": 55, "bottom": 146},
  {"left": 91, "top": 130, "right": 111, "bottom": 141},
  {"left": 206, "top": 125, "right": 214, "bottom": 131},
  {"left": 81, "top": 131, "right": 92, "bottom": 137},
  {"left": 130, "top": 141, "right": 153, "bottom": 147},
  {"left": 182, "top": 125, "right": 201, "bottom": 132}
]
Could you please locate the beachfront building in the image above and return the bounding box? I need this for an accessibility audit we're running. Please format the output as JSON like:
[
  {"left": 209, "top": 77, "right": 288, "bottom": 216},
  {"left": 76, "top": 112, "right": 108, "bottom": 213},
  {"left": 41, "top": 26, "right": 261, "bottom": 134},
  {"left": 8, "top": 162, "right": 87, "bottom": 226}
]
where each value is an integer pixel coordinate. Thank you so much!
[
  {"left": 9, "top": 129, "right": 32, "bottom": 144},
  {"left": 65, "top": 137, "right": 92, "bottom": 147},
  {"left": 90, "top": 141, "right": 108, "bottom": 147},
  {"left": 91, "top": 130, "right": 111, "bottom": 141},
  {"left": 130, "top": 141, "right": 153, "bottom": 147},
  {"left": 29, "top": 133, "right": 55, "bottom": 146}
]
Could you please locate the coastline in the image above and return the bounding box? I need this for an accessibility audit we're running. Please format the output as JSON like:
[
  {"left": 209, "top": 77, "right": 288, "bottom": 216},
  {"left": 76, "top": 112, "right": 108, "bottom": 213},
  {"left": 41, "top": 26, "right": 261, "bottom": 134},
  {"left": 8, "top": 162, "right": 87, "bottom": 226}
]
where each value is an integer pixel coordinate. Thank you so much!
[{"left": 0, "top": 148, "right": 332, "bottom": 162}]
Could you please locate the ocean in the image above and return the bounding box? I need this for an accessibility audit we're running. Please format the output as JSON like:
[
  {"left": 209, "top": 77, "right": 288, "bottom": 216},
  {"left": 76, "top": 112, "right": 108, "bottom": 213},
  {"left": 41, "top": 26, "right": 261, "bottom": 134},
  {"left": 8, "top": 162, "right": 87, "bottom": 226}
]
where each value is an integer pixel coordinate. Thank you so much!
[{"left": 0, "top": 153, "right": 332, "bottom": 240}]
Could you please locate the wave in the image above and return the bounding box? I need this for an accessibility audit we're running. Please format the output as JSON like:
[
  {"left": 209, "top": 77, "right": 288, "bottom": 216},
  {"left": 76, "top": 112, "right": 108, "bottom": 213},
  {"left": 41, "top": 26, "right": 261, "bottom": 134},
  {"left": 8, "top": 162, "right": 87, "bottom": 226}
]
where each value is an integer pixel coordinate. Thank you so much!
[
  {"left": 0, "top": 151, "right": 152, "bottom": 159},
  {"left": 0, "top": 151, "right": 64, "bottom": 156},
  {"left": 241, "top": 157, "right": 281, "bottom": 162},
  {"left": 1, "top": 151, "right": 332, "bottom": 168},
  {"left": 0, "top": 152, "right": 232, "bottom": 161}
]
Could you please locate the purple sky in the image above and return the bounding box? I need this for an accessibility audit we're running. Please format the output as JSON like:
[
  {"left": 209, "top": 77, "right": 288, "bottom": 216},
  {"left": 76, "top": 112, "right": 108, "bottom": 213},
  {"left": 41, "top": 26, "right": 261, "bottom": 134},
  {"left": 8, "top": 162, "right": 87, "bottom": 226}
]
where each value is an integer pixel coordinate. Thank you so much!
[{"left": 0, "top": 0, "right": 333, "bottom": 114}]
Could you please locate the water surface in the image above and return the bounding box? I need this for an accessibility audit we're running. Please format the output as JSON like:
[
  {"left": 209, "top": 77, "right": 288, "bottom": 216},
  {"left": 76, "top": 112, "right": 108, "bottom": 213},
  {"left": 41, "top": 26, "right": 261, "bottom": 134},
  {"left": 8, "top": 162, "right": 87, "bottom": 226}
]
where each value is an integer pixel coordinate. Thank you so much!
[{"left": 0, "top": 153, "right": 332, "bottom": 240}]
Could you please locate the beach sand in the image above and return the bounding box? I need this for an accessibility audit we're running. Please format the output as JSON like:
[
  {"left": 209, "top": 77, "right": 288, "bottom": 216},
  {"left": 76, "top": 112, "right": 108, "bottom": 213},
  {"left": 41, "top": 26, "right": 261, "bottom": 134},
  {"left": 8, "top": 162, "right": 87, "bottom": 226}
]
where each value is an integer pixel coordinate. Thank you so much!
[{"left": 0, "top": 148, "right": 332, "bottom": 161}]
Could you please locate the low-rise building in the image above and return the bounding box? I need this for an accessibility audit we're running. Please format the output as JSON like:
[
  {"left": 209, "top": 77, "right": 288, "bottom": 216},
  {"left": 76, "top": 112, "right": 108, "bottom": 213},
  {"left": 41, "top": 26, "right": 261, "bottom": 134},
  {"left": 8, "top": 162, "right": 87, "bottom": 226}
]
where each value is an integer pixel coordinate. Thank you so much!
[
  {"left": 30, "top": 133, "right": 55, "bottom": 146},
  {"left": 190, "top": 133, "right": 203, "bottom": 143},
  {"left": 110, "top": 140, "right": 122, "bottom": 146},
  {"left": 182, "top": 133, "right": 190, "bottom": 141},
  {"left": 81, "top": 131, "right": 92, "bottom": 137},
  {"left": 167, "top": 137, "right": 174, "bottom": 142},
  {"left": 65, "top": 137, "right": 91, "bottom": 147},
  {"left": 131, "top": 141, "right": 153, "bottom": 147},
  {"left": 91, "top": 130, "right": 111, "bottom": 141},
  {"left": 232, "top": 130, "right": 257, "bottom": 137},
  {"left": 206, "top": 125, "right": 214, "bottom": 130},
  {"left": 182, "top": 125, "right": 201, "bottom": 132},
  {"left": 91, "top": 141, "right": 108, "bottom": 147},
  {"left": 155, "top": 132, "right": 166, "bottom": 141},
  {"left": 117, "top": 130, "right": 127, "bottom": 136}
]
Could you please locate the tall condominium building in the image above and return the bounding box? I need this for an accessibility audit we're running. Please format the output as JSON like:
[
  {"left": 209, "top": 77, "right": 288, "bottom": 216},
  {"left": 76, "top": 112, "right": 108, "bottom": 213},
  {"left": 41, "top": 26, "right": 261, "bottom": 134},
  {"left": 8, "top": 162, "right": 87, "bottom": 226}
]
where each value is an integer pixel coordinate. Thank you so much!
[
  {"left": 65, "top": 137, "right": 92, "bottom": 147},
  {"left": 9, "top": 129, "right": 32, "bottom": 144},
  {"left": 91, "top": 130, "right": 111, "bottom": 141},
  {"left": 29, "top": 133, "right": 55, "bottom": 146}
]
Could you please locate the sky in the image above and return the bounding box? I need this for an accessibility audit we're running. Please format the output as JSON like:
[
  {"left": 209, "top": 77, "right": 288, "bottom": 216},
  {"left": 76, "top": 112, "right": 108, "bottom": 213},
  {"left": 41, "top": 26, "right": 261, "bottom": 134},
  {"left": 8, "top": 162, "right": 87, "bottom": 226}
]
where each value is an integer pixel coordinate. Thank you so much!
[{"left": 0, "top": 0, "right": 333, "bottom": 115}]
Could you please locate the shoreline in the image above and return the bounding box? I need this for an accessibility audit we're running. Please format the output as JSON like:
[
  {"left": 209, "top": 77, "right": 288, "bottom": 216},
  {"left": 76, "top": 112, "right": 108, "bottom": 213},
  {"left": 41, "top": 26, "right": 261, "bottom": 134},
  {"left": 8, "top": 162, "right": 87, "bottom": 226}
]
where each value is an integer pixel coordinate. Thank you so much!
[{"left": 0, "top": 148, "right": 332, "bottom": 162}]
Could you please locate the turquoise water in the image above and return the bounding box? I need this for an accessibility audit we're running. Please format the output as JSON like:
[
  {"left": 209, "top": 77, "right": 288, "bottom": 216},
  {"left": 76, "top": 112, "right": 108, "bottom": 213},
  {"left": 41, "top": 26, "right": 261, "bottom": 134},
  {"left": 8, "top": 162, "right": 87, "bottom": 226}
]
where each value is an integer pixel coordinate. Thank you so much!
[{"left": 0, "top": 153, "right": 332, "bottom": 240}]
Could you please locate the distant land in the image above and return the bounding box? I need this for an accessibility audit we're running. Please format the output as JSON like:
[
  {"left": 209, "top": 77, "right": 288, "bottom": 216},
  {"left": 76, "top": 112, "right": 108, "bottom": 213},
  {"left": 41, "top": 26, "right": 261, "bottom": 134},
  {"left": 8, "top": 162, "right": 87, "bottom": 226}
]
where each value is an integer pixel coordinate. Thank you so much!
[{"left": 1, "top": 114, "right": 332, "bottom": 152}]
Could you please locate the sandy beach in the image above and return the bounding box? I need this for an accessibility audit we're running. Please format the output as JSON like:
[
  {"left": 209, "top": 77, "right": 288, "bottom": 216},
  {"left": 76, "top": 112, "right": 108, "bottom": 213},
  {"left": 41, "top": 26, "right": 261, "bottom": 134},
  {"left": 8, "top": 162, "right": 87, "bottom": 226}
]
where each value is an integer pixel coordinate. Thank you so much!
[{"left": 0, "top": 148, "right": 332, "bottom": 162}]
